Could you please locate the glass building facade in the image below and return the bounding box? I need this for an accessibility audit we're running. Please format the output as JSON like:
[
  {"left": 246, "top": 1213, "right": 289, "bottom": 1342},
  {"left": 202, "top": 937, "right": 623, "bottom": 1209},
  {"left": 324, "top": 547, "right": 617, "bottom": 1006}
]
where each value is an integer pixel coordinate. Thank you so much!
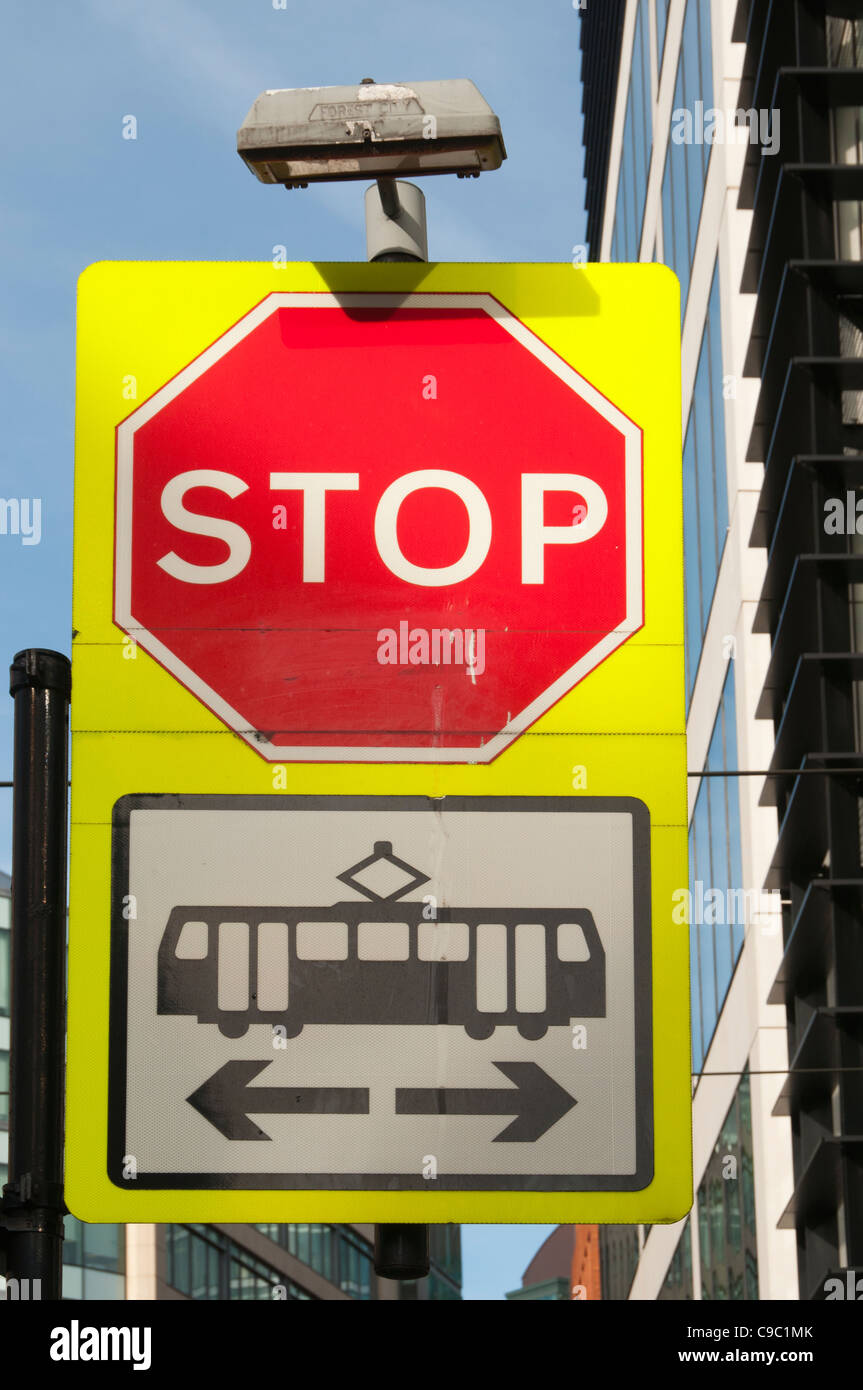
[
  {"left": 598, "top": 1224, "right": 640, "bottom": 1300},
  {"left": 609, "top": 2, "right": 737, "bottom": 1079},
  {"left": 658, "top": 1221, "right": 693, "bottom": 1300},
  {"left": 400, "top": 1225, "right": 462, "bottom": 1301},
  {"left": 611, "top": 0, "right": 653, "bottom": 263},
  {"left": 683, "top": 263, "right": 729, "bottom": 700},
  {"left": 697, "top": 1072, "right": 759, "bottom": 1300},
  {"left": 609, "top": 5, "right": 737, "bottom": 1081},
  {"left": 62, "top": 1218, "right": 126, "bottom": 1300},
  {"left": 165, "top": 1223, "right": 462, "bottom": 1302},
  {"left": 253, "top": 1223, "right": 375, "bottom": 1299},
  {"left": 689, "top": 667, "right": 745, "bottom": 1072},
  {"left": 660, "top": 0, "right": 714, "bottom": 309},
  {"left": 168, "top": 1225, "right": 315, "bottom": 1301},
  {"left": 656, "top": 0, "right": 671, "bottom": 70},
  {"left": 580, "top": 0, "right": 792, "bottom": 1298}
]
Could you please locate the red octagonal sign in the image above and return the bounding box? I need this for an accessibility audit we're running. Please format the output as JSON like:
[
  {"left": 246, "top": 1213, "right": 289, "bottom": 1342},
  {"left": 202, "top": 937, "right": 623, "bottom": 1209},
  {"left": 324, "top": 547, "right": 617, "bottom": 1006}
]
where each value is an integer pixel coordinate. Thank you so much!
[{"left": 115, "top": 293, "right": 643, "bottom": 762}]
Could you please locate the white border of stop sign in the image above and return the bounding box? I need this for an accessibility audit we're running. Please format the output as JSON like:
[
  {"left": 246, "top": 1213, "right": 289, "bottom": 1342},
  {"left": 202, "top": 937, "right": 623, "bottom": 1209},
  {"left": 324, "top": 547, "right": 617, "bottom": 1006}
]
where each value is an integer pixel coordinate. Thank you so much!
[{"left": 115, "top": 293, "right": 643, "bottom": 764}]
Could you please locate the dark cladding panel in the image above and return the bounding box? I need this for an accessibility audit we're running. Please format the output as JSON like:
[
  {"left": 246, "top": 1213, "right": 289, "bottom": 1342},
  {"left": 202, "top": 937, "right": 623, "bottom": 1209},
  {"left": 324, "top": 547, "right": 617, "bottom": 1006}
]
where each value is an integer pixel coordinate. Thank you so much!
[
  {"left": 742, "top": 2, "right": 863, "bottom": 1299},
  {"left": 580, "top": 0, "right": 627, "bottom": 258}
]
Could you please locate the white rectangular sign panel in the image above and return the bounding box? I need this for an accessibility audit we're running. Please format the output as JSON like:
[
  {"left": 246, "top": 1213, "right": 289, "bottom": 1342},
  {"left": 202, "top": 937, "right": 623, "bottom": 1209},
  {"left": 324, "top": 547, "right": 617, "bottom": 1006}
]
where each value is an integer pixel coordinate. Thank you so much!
[{"left": 109, "top": 795, "right": 652, "bottom": 1191}]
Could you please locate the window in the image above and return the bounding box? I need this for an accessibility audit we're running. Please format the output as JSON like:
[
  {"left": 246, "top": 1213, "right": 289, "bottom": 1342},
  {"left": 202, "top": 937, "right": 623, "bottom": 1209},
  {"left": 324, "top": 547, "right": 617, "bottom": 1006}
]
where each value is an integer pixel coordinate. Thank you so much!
[
  {"left": 62, "top": 1217, "right": 126, "bottom": 1298},
  {"left": 175, "top": 920, "right": 208, "bottom": 958},
  {"left": 335, "top": 1227, "right": 371, "bottom": 1298},
  {"left": 689, "top": 666, "right": 744, "bottom": 1073},
  {"left": 658, "top": 1220, "right": 693, "bottom": 1300},
  {"left": 683, "top": 262, "right": 728, "bottom": 700},
  {"left": 357, "top": 921, "right": 409, "bottom": 960},
  {"left": 0, "top": 1049, "right": 8, "bottom": 1125},
  {"left": 418, "top": 922, "right": 469, "bottom": 961},
  {"left": 828, "top": 14, "right": 863, "bottom": 67},
  {"left": 428, "top": 1271, "right": 462, "bottom": 1300},
  {"left": 62, "top": 1217, "right": 124, "bottom": 1274},
  {"left": 557, "top": 922, "right": 590, "bottom": 960},
  {"left": 830, "top": 15, "right": 863, "bottom": 260},
  {"left": 169, "top": 1224, "right": 190, "bottom": 1292},
  {"left": 394, "top": 1226, "right": 462, "bottom": 1299},
  {"left": 343, "top": 1241, "right": 361, "bottom": 1298},
  {"left": 599, "top": 1225, "right": 640, "bottom": 1300},
  {"left": 656, "top": 0, "right": 671, "bottom": 74},
  {"left": 611, "top": 0, "right": 654, "bottom": 261},
  {"left": 430, "top": 1224, "right": 462, "bottom": 1288},
  {"left": 167, "top": 1225, "right": 313, "bottom": 1300},
  {"left": 294, "top": 1223, "right": 310, "bottom": 1267},
  {"left": 698, "top": 1071, "right": 758, "bottom": 1300},
  {"left": 310, "top": 1224, "right": 332, "bottom": 1283},
  {"left": 661, "top": 0, "right": 715, "bottom": 315},
  {"left": 253, "top": 1222, "right": 377, "bottom": 1300},
  {"left": 296, "top": 921, "right": 348, "bottom": 960},
  {"left": 76, "top": 1222, "right": 124, "bottom": 1272}
]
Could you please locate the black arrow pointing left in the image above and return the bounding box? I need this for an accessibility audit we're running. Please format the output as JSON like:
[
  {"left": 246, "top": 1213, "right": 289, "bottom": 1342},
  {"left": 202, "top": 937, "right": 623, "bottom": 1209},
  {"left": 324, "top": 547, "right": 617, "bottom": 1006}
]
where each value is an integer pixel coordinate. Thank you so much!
[{"left": 187, "top": 1060, "right": 369, "bottom": 1140}]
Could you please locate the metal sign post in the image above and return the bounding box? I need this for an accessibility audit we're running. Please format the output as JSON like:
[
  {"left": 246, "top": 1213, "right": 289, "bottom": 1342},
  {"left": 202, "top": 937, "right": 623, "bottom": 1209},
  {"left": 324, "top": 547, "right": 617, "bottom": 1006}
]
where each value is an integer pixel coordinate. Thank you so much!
[{"left": 0, "top": 649, "right": 71, "bottom": 1300}]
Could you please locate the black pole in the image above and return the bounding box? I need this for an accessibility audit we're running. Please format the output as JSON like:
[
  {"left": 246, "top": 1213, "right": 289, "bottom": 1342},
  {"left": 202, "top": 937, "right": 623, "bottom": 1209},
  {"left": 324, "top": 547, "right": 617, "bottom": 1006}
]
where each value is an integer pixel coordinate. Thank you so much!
[
  {"left": 374, "top": 1224, "right": 430, "bottom": 1282},
  {"left": 3, "top": 649, "right": 71, "bottom": 1299}
]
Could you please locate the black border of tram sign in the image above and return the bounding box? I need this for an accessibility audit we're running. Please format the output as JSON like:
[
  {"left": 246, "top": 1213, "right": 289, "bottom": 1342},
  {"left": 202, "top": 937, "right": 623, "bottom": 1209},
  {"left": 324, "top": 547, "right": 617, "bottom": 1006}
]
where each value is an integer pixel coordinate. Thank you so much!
[{"left": 108, "top": 794, "right": 653, "bottom": 1193}]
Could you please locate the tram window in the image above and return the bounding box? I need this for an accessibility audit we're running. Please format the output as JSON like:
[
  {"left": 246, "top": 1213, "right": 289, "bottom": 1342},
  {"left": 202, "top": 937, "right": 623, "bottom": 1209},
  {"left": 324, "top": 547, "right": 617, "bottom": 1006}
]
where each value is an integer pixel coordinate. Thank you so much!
[
  {"left": 175, "top": 920, "right": 208, "bottom": 959},
  {"left": 476, "top": 923, "right": 508, "bottom": 1012},
  {"left": 218, "top": 922, "right": 249, "bottom": 1011},
  {"left": 296, "top": 921, "right": 348, "bottom": 961},
  {"left": 357, "top": 922, "right": 410, "bottom": 961},
  {"left": 515, "top": 923, "right": 547, "bottom": 1013},
  {"left": 417, "top": 922, "right": 469, "bottom": 961},
  {"left": 257, "top": 923, "right": 290, "bottom": 1012},
  {"left": 557, "top": 922, "right": 591, "bottom": 961}
]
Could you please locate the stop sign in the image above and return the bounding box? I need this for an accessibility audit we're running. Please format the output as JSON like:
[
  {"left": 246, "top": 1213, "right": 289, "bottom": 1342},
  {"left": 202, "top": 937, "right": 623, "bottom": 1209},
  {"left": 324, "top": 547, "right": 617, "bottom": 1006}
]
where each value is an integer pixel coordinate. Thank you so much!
[{"left": 115, "top": 292, "right": 643, "bottom": 761}]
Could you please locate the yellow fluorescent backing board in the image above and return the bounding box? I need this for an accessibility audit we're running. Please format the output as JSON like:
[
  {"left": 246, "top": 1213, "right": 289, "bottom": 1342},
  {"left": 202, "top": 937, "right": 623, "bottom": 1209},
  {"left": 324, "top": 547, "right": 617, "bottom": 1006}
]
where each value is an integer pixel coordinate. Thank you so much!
[{"left": 67, "top": 261, "right": 690, "bottom": 1223}]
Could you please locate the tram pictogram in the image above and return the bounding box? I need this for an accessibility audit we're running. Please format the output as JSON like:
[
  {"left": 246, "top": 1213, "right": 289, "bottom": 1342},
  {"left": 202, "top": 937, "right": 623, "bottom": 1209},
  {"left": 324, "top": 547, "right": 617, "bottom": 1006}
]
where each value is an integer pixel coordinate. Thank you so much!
[{"left": 157, "top": 839, "right": 607, "bottom": 1041}]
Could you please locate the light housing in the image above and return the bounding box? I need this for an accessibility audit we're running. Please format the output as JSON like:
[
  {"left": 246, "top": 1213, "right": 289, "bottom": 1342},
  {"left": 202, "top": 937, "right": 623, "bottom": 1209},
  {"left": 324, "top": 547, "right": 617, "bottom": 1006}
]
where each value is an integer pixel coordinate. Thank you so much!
[{"left": 237, "top": 79, "right": 506, "bottom": 188}]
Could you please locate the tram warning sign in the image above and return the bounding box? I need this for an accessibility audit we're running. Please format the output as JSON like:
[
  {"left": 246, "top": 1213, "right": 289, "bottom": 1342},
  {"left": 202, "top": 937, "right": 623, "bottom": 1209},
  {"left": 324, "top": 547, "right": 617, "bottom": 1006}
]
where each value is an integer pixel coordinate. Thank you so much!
[
  {"left": 109, "top": 795, "right": 651, "bottom": 1190},
  {"left": 67, "top": 261, "right": 690, "bottom": 1224}
]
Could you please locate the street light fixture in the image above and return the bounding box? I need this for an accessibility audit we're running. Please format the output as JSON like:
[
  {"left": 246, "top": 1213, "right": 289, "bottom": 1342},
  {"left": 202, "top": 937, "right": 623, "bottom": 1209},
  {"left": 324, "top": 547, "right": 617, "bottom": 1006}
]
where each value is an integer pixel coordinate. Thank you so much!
[{"left": 237, "top": 77, "right": 506, "bottom": 261}]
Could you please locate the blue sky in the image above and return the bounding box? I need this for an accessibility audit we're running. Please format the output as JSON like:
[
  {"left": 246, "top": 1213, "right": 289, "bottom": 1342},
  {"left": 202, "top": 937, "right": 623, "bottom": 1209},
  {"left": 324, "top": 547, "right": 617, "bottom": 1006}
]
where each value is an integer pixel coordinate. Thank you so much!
[{"left": 0, "top": 0, "right": 585, "bottom": 1299}]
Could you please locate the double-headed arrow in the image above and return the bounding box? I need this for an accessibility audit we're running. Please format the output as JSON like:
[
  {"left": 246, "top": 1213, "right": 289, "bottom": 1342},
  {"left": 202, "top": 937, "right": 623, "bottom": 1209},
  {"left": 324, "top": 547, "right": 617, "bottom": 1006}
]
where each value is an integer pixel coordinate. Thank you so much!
[
  {"left": 396, "top": 1061, "right": 576, "bottom": 1141},
  {"left": 187, "top": 1060, "right": 369, "bottom": 1141},
  {"left": 188, "top": 1059, "right": 576, "bottom": 1143}
]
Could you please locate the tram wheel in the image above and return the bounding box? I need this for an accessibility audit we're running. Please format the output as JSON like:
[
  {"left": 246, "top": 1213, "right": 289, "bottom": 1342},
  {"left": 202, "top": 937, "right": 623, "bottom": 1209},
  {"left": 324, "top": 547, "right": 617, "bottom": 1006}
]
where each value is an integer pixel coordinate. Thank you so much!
[
  {"left": 517, "top": 1019, "right": 548, "bottom": 1041},
  {"left": 464, "top": 1019, "right": 496, "bottom": 1041},
  {"left": 218, "top": 1017, "right": 249, "bottom": 1039}
]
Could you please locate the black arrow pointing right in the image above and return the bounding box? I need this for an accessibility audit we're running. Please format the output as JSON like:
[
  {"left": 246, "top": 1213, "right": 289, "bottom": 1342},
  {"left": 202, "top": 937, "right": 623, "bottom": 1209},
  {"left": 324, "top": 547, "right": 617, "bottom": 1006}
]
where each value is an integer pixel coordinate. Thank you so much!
[
  {"left": 187, "top": 1060, "right": 370, "bottom": 1141},
  {"left": 396, "top": 1062, "right": 577, "bottom": 1142}
]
